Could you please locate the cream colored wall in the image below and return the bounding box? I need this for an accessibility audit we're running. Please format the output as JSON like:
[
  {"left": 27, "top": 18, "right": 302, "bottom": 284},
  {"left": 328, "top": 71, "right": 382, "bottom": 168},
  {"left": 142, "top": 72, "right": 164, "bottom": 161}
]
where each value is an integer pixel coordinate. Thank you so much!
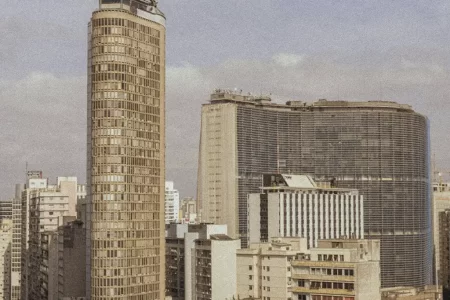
[
  {"left": 211, "top": 239, "right": 240, "bottom": 300},
  {"left": 433, "top": 191, "right": 450, "bottom": 277},
  {"left": 198, "top": 103, "right": 238, "bottom": 237}
]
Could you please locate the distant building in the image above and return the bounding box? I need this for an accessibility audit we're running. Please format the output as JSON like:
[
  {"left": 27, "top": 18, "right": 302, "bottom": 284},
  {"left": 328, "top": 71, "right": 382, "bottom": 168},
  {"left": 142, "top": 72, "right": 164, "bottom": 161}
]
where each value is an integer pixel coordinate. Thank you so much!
[
  {"left": 197, "top": 90, "right": 431, "bottom": 287},
  {"left": 248, "top": 174, "right": 364, "bottom": 248},
  {"left": 165, "top": 223, "right": 239, "bottom": 300},
  {"left": 166, "top": 181, "right": 180, "bottom": 224},
  {"left": 10, "top": 183, "right": 23, "bottom": 300},
  {"left": 291, "top": 239, "right": 381, "bottom": 300},
  {"left": 0, "top": 219, "right": 12, "bottom": 300},
  {"left": 0, "top": 200, "right": 12, "bottom": 220},
  {"left": 180, "top": 197, "right": 197, "bottom": 224},
  {"left": 381, "top": 285, "right": 442, "bottom": 300},
  {"left": 237, "top": 237, "right": 307, "bottom": 300}
]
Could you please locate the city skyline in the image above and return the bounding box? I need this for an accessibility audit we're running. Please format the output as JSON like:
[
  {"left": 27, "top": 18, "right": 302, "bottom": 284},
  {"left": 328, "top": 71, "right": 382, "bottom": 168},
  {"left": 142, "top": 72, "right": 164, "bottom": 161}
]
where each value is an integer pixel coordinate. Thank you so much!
[{"left": 1, "top": 0, "right": 450, "bottom": 200}]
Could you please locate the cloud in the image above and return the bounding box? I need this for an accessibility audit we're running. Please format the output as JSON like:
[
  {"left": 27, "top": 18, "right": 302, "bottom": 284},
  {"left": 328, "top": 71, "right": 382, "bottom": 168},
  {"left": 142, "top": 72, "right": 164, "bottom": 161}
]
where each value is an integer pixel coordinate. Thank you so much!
[{"left": 273, "top": 53, "right": 304, "bottom": 67}]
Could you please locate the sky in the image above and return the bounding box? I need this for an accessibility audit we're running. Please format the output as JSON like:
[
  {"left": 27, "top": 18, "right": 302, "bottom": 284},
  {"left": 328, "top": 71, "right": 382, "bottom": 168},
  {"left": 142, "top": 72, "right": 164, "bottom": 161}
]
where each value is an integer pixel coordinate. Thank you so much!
[{"left": 1, "top": 0, "right": 450, "bottom": 198}]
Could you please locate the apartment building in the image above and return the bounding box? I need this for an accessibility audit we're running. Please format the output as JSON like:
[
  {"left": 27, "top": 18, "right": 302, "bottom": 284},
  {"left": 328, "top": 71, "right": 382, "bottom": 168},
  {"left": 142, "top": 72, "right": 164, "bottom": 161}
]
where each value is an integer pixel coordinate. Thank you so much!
[
  {"left": 237, "top": 237, "right": 308, "bottom": 300},
  {"left": 291, "top": 239, "right": 381, "bottom": 300},
  {"left": 39, "top": 218, "right": 86, "bottom": 300},
  {"left": 198, "top": 90, "right": 431, "bottom": 287},
  {"left": 165, "top": 223, "right": 237, "bottom": 300},
  {"left": 0, "top": 200, "right": 13, "bottom": 220},
  {"left": 0, "top": 219, "right": 12, "bottom": 300},
  {"left": 193, "top": 234, "right": 240, "bottom": 300},
  {"left": 22, "top": 177, "right": 79, "bottom": 299},
  {"left": 248, "top": 174, "right": 364, "bottom": 248}
]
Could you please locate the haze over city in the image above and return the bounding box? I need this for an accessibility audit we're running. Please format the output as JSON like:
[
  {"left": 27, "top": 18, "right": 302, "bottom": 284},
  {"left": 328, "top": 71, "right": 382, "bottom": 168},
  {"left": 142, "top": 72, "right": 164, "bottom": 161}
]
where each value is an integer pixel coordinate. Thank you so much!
[{"left": 1, "top": 0, "right": 450, "bottom": 198}]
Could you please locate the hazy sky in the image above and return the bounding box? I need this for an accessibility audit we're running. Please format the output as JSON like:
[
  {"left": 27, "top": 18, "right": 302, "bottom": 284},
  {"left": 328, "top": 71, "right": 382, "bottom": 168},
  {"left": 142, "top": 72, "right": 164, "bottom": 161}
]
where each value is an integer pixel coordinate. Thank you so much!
[{"left": 1, "top": 0, "right": 450, "bottom": 198}]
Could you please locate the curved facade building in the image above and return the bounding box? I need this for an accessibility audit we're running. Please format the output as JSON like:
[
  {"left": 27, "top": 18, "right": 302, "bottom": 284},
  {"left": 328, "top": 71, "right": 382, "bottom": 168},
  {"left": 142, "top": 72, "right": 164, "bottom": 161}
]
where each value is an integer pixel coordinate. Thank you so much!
[
  {"left": 198, "top": 91, "right": 431, "bottom": 287},
  {"left": 87, "top": 1, "right": 165, "bottom": 299}
]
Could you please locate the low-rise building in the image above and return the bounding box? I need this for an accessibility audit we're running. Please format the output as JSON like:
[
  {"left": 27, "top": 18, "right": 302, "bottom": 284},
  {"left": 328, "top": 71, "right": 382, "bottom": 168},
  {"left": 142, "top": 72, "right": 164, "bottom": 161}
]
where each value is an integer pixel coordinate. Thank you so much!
[
  {"left": 291, "top": 239, "right": 381, "bottom": 300},
  {"left": 237, "top": 237, "right": 307, "bottom": 300},
  {"left": 248, "top": 174, "right": 364, "bottom": 248},
  {"left": 381, "top": 285, "right": 442, "bottom": 299}
]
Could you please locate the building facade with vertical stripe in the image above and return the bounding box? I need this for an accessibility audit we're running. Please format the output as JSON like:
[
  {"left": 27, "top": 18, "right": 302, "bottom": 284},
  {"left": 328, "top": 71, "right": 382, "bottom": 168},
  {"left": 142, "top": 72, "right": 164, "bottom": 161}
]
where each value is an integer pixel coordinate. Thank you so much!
[{"left": 248, "top": 174, "right": 364, "bottom": 248}]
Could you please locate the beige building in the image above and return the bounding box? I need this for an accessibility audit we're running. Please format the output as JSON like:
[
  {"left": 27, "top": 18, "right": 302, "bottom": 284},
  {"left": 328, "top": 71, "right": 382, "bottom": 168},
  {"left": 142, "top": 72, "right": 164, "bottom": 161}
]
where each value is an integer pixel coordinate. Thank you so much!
[
  {"left": 165, "top": 223, "right": 229, "bottom": 300},
  {"left": 0, "top": 219, "right": 12, "bottom": 300},
  {"left": 291, "top": 239, "right": 381, "bottom": 300},
  {"left": 237, "top": 237, "right": 307, "bottom": 300},
  {"left": 87, "top": 0, "right": 166, "bottom": 299},
  {"left": 193, "top": 234, "right": 240, "bottom": 300},
  {"left": 381, "top": 285, "right": 442, "bottom": 299},
  {"left": 25, "top": 178, "right": 79, "bottom": 299}
]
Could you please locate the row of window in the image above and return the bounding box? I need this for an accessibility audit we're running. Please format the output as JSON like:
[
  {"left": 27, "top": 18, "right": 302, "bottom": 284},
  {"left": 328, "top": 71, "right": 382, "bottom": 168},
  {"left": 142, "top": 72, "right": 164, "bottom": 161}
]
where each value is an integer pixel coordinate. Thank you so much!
[
  {"left": 92, "top": 17, "right": 161, "bottom": 37},
  {"left": 92, "top": 35, "right": 160, "bottom": 55}
]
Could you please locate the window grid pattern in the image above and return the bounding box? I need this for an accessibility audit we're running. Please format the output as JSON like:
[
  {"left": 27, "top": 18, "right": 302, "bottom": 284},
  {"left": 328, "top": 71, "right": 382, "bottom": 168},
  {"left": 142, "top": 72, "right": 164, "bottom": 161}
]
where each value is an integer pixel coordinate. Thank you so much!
[
  {"left": 88, "top": 10, "right": 165, "bottom": 300},
  {"left": 234, "top": 104, "right": 431, "bottom": 288}
]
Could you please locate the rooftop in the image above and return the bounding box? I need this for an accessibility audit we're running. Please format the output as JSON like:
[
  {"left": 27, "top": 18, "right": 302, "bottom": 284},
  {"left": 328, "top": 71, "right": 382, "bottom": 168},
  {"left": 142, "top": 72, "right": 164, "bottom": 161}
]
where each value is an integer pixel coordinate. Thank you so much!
[{"left": 208, "top": 89, "right": 415, "bottom": 113}]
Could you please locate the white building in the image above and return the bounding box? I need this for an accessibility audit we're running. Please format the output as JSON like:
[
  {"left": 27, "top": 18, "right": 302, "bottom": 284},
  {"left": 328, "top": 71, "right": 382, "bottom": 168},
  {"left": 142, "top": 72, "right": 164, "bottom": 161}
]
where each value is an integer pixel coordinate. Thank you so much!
[
  {"left": 248, "top": 174, "right": 364, "bottom": 248},
  {"left": 291, "top": 239, "right": 381, "bottom": 300},
  {"left": 237, "top": 237, "right": 308, "bottom": 300},
  {"left": 165, "top": 223, "right": 239, "bottom": 300},
  {"left": 165, "top": 181, "right": 180, "bottom": 224}
]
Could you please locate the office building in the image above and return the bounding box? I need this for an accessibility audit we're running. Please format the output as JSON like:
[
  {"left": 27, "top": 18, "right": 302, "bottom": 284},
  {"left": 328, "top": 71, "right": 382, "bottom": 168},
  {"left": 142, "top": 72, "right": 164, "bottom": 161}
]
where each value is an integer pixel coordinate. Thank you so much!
[
  {"left": 87, "top": 1, "right": 166, "bottom": 299},
  {"left": 165, "top": 181, "right": 180, "bottom": 224},
  {"left": 248, "top": 174, "right": 364, "bottom": 248},
  {"left": 197, "top": 90, "right": 431, "bottom": 287},
  {"left": 291, "top": 239, "right": 381, "bottom": 300},
  {"left": 381, "top": 285, "right": 442, "bottom": 300},
  {"left": 237, "top": 237, "right": 307, "bottom": 300},
  {"left": 0, "top": 219, "right": 12, "bottom": 300},
  {"left": 180, "top": 197, "right": 197, "bottom": 224},
  {"left": 166, "top": 223, "right": 237, "bottom": 300}
]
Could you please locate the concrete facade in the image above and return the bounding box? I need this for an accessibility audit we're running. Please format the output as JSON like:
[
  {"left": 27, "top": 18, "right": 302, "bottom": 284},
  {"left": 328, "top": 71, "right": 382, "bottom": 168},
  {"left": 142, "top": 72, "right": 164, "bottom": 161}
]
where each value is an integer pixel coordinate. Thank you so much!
[
  {"left": 381, "top": 285, "right": 442, "bottom": 299},
  {"left": 291, "top": 239, "right": 381, "bottom": 300},
  {"left": 87, "top": 1, "right": 166, "bottom": 298},
  {"left": 237, "top": 237, "right": 307, "bottom": 300},
  {"left": 197, "top": 90, "right": 431, "bottom": 287}
]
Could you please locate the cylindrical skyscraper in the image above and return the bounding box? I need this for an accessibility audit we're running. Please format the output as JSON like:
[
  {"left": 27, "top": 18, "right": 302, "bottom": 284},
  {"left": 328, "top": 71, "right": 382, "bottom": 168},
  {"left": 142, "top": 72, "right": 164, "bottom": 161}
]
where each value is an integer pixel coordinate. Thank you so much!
[
  {"left": 198, "top": 91, "right": 431, "bottom": 288},
  {"left": 87, "top": 1, "right": 165, "bottom": 299}
]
